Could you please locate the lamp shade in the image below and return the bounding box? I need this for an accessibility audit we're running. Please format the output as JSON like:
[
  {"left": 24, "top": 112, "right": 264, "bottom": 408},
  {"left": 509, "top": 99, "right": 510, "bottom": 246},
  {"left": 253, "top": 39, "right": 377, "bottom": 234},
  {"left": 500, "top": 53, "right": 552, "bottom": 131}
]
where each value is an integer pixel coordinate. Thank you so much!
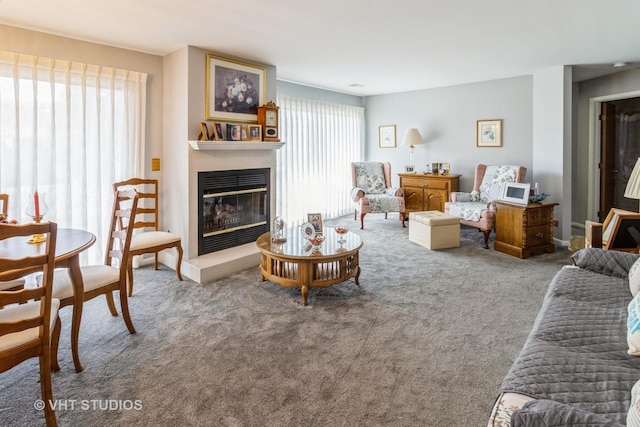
[
  {"left": 402, "top": 128, "right": 425, "bottom": 148},
  {"left": 625, "top": 158, "right": 640, "bottom": 199}
]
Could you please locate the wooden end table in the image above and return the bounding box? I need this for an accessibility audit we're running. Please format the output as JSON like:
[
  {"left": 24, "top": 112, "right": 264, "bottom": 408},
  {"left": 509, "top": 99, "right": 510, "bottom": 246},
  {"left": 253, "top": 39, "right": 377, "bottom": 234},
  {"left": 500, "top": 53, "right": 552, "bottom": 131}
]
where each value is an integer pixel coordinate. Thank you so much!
[
  {"left": 256, "top": 227, "right": 363, "bottom": 306},
  {"left": 494, "top": 201, "right": 558, "bottom": 259}
]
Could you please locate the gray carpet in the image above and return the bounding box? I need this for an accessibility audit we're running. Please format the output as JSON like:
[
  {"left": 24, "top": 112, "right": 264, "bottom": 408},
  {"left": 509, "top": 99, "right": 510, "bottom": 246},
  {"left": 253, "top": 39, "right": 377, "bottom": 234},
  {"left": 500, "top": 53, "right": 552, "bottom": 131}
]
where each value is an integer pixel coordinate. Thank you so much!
[{"left": 0, "top": 215, "right": 571, "bottom": 426}]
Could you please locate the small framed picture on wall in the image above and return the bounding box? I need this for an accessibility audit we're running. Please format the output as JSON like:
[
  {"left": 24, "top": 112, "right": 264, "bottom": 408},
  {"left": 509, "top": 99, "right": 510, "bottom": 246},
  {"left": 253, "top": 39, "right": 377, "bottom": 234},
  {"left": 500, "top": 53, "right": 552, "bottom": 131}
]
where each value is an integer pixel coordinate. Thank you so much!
[
  {"left": 379, "top": 125, "right": 396, "bottom": 148},
  {"left": 476, "top": 119, "right": 502, "bottom": 147}
]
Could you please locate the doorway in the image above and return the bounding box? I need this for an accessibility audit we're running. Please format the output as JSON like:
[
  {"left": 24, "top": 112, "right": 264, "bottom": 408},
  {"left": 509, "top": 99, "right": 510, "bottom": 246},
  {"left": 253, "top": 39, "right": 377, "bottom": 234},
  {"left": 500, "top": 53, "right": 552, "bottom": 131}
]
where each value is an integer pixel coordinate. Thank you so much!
[{"left": 599, "top": 97, "right": 640, "bottom": 221}]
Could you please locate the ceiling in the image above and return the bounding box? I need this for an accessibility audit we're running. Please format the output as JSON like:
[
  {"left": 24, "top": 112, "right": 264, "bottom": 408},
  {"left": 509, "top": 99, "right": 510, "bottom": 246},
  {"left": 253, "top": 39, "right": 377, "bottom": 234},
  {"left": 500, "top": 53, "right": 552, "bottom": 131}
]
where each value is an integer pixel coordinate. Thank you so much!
[{"left": 1, "top": 0, "right": 639, "bottom": 96}]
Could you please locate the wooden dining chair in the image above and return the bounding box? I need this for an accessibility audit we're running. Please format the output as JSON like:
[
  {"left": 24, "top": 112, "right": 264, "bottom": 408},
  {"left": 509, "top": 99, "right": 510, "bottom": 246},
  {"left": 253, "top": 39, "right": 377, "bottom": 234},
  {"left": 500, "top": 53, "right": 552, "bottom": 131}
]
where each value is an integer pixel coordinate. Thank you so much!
[
  {"left": 113, "top": 178, "right": 183, "bottom": 296},
  {"left": 46, "top": 189, "right": 139, "bottom": 372},
  {"left": 0, "top": 221, "right": 59, "bottom": 427},
  {"left": 0, "top": 193, "right": 25, "bottom": 292}
]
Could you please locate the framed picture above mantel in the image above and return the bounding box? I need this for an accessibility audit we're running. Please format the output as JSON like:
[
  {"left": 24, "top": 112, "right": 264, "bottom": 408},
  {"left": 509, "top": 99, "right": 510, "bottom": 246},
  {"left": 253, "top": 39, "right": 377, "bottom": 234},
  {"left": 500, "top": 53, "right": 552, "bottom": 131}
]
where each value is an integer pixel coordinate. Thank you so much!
[{"left": 205, "top": 54, "right": 266, "bottom": 123}]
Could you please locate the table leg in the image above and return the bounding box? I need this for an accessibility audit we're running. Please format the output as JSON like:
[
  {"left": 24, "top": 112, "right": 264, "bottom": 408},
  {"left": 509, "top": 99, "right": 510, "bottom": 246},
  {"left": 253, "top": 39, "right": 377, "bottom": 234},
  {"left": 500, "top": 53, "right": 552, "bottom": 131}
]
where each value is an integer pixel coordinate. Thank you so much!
[
  {"left": 301, "top": 285, "right": 308, "bottom": 306},
  {"left": 355, "top": 266, "right": 361, "bottom": 286},
  {"left": 68, "top": 255, "right": 85, "bottom": 373}
]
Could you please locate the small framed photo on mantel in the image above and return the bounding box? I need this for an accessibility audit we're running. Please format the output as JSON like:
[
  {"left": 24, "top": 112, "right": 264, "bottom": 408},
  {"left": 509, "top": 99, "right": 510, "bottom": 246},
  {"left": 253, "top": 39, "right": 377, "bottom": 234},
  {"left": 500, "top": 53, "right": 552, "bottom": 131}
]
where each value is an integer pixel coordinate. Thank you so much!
[
  {"left": 248, "top": 124, "right": 262, "bottom": 141},
  {"left": 227, "top": 124, "right": 241, "bottom": 141},
  {"left": 213, "top": 122, "right": 224, "bottom": 140}
]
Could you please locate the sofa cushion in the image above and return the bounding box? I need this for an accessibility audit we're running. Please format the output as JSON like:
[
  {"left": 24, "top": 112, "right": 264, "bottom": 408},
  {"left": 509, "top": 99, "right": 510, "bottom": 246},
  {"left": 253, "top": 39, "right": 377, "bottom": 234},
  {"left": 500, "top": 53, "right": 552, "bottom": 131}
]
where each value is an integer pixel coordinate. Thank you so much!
[
  {"left": 629, "top": 294, "right": 640, "bottom": 356},
  {"left": 361, "top": 194, "right": 403, "bottom": 213},
  {"left": 367, "top": 174, "right": 386, "bottom": 194},
  {"left": 630, "top": 257, "right": 640, "bottom": 297},
  {"left": 571, "top": 248, "right": 639, "bottom": 279},
  {"left": 511, "top": 399, "right": 623, "bottom": 427},
  {"left": 446, "top": 201, "right": 488, "bottom": 222},
  {"left": 478, "top": 165, "right": 517, "bottom": 202},
  {"left": 353, "top": 162, "right": 385, "bottom": 194},
  {"left": 629, "top": 379, "right": 640, "bottom": 427}
]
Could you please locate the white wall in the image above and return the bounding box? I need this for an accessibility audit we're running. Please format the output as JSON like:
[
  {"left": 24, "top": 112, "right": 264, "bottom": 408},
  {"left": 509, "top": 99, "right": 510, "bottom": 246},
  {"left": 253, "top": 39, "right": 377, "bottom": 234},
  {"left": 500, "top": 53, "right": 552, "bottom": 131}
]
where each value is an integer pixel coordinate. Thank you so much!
[
  {"left": 363, "top": 76, "right": 533, "bottom": 191},
  {"left": 532, "top": 66, "right": 572, "bottom": 241},
  {"left": 277, "top": 80, "right": 363, "bottom": 107}
]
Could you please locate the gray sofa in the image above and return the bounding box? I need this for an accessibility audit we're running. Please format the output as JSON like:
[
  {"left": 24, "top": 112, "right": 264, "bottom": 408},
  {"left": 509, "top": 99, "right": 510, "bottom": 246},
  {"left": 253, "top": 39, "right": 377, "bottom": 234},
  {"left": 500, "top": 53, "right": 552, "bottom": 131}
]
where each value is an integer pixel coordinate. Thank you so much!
[{"left": 488, "top": 248, "right": 640, "bottom": 426}]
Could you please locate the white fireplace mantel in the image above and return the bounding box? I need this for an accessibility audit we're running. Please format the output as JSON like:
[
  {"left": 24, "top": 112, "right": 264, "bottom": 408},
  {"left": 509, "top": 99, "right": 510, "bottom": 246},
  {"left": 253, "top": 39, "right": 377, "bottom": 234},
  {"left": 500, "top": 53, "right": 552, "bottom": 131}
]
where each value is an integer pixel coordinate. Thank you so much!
[
  {"left": 180, "top": 141, "right": 281, "bottom": 284},
  {"left": 188, "top": 140, "right": 284, "bottom": 151}
]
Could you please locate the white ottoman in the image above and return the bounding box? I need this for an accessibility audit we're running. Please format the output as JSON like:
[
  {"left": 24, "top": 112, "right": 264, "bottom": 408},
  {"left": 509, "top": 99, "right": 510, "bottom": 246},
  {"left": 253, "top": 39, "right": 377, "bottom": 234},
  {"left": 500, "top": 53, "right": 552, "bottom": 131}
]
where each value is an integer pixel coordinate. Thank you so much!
[{"left": 409, "top": 211, "right": 460, "bottom": 250}]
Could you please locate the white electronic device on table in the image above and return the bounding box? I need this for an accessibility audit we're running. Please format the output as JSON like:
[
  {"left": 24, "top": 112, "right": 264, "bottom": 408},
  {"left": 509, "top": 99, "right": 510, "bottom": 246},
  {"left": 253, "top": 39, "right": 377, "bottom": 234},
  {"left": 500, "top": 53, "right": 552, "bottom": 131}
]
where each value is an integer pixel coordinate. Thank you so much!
[{"left": 500, "top": 182, "right": 531, "bottom": 205}]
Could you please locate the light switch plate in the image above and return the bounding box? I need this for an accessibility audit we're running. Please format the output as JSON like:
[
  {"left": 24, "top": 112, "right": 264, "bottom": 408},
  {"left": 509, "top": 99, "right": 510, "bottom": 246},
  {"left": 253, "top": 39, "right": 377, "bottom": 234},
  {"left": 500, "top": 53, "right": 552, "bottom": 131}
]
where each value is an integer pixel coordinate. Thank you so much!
[{"left": 151, "top": 158, "right": 160, "bottom": 171}]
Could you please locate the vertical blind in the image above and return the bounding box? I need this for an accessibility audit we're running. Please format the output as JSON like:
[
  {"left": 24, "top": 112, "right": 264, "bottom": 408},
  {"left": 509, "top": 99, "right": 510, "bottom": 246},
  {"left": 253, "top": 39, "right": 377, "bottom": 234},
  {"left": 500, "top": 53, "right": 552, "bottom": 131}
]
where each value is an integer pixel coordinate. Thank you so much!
[
  {"left": 275, "top": 95, "right": 364, "bottom": 225},
  {"left": 0, "top": 50, "right": 146, "bottom": 264}
]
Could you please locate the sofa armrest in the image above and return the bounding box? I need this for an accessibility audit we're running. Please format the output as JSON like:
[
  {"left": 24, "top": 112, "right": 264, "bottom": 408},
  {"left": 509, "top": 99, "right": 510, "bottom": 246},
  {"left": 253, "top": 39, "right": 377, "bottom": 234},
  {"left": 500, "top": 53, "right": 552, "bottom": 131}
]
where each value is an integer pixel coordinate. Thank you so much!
[
  {"left": 571, "top": 247, "right": 639, "bottom": 279},
  {"left": 450, "top": 190, "right": 480, "bottom": 203},
  {"left": 511, "top": 399, "right": 623, "bottom": 427},
  {"left": 351, "top": 187, "right": 365, "bottom": 202},
  {"left": 386, "top": 187, "right": 403, "bottom": 197}
]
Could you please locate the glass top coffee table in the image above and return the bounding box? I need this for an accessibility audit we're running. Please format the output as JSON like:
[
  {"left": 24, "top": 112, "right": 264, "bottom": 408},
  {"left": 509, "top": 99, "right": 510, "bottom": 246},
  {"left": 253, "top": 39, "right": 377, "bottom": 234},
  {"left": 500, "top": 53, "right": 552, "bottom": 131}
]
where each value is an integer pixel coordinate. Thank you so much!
[{"left": 256, "top": 227, "right": 363, "bottom": 306}]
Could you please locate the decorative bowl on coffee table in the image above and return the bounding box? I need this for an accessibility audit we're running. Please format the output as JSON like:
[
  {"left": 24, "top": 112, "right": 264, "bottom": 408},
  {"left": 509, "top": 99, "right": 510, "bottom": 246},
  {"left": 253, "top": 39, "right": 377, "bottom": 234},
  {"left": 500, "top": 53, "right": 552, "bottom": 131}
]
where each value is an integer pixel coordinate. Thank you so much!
[
  {"left": 308, "top": 235, "right": 325, "bottom": 252},
  {"left": 334, "top": 225, "right": 349, "bottom": 244}
]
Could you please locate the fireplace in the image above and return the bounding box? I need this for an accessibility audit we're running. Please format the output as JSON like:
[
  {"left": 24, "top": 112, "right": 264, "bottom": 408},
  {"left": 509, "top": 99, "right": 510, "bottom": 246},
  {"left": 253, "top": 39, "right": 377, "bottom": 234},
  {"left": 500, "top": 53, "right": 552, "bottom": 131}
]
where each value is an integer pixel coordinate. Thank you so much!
[{"left": 198, "top": 168, "right": 270, "bottom": 255}]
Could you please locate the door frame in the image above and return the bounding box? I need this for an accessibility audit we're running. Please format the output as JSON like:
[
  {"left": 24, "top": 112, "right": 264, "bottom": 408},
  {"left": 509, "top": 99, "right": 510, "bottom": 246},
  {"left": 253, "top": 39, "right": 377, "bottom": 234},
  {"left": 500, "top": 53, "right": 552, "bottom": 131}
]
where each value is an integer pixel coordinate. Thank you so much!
[{"left": 588, "top": 90, "right": 640, "bottom": 221}]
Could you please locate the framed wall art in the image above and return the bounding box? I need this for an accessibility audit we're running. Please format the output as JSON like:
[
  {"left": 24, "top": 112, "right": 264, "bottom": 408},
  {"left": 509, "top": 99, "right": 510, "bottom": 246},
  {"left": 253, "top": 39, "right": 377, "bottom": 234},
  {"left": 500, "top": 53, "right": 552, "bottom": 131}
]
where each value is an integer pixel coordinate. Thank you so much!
[
  {"left": 206, "top": 54, "right": 267, "bottom": 122},
  {"left": 476, "top": 119, "right": 502, "bottom": 147},
  {"left": 379, "top": 125, "right": 396, "bottom": 148}
]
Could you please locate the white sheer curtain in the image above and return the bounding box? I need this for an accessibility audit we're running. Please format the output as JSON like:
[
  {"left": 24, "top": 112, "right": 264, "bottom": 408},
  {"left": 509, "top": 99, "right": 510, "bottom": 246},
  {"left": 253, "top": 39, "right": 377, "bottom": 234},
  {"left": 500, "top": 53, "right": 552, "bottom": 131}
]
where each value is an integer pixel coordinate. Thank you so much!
[
  {"left": 0, "top": 50, "right": 146, "bottom": 264},
  {"left": 276, "top": 95, "right": 364, "bottom": 226}
]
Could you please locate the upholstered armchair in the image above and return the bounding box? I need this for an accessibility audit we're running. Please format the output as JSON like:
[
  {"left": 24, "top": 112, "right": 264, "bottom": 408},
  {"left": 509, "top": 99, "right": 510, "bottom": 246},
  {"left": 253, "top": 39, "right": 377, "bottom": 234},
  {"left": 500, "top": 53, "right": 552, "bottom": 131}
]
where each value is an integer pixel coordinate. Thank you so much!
[
  {"left": 444, "top": 164, "right": 527, "bottom": 248},
  {"left": 351, "top": 161, "right": 406, "bottom": 229}
]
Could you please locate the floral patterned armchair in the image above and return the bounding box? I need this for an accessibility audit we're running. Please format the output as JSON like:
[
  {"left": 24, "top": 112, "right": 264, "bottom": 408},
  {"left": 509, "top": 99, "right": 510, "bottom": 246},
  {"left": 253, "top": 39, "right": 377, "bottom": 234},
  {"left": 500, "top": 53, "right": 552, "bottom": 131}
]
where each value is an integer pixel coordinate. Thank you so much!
[
  {"left": 444, "top": 164, "right": 527, "bottom": 248},
  {"left": 351, "top": 162, "right": 406, "bottom": 229}
]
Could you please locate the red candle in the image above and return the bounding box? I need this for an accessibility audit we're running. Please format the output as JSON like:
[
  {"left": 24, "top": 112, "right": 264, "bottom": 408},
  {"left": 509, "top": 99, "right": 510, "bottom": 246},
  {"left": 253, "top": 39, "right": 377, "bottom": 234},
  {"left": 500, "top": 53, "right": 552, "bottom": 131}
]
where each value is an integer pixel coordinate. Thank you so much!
[{"left": 34, "top": 191, "right": 40, "bottom": 218}]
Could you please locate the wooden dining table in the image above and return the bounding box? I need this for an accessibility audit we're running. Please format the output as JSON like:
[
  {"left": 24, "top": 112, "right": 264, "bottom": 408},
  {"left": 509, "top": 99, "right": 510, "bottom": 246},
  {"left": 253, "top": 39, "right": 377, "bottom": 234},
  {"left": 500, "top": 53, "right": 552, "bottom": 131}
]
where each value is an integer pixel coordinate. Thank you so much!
[{"left": 0, "top": 227, "right": 96, "bottom": 372}]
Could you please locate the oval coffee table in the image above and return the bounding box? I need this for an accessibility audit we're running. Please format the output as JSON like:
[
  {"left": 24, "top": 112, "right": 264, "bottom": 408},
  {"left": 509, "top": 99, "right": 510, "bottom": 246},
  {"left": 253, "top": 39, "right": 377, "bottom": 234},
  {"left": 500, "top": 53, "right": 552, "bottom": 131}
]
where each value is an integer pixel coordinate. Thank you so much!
[{"left": 256, "top": 227, "right": 362, "bottom": 306}]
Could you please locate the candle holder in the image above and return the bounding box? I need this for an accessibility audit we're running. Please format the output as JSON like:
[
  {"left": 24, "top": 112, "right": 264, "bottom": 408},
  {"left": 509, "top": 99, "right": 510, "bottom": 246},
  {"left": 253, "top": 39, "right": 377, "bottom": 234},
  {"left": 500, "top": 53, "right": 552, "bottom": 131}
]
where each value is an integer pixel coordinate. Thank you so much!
[{"left": 26, "top": 192, "right": 49, "bottom": 243}]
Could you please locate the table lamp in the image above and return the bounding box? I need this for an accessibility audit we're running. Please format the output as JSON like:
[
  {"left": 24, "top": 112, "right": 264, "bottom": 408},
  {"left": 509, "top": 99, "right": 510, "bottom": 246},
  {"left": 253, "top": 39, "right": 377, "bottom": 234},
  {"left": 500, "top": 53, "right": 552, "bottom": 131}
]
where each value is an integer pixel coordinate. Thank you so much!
[
  {"left": 402, "top": 128, "right": 425, "bottom": 171},
  {"left": 625, "top": 157, "right": 640, "bottom": 211}
]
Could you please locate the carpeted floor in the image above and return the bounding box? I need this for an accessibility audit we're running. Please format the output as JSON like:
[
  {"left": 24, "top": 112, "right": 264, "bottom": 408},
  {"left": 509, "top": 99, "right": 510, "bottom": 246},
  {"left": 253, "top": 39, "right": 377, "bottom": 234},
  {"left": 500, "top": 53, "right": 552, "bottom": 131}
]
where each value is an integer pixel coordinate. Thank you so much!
[{"left": 0, "top": 215, "right": 572, "bottom": 426}]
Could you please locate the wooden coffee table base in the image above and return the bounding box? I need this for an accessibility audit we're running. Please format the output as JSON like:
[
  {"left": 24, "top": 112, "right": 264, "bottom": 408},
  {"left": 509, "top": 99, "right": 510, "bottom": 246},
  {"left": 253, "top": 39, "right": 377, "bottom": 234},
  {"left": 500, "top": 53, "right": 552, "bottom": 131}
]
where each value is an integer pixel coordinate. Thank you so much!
[{"left": 257, "top": 232, "right": 362, "bottom": 306}]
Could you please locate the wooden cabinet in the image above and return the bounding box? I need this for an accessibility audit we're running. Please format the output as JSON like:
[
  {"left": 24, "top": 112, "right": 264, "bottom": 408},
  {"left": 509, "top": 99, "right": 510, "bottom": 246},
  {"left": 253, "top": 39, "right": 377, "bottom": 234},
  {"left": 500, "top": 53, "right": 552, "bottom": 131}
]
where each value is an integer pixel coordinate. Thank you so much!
[
  {"left": 494, "top": 201, "right": 558, "bottom": 259},
  {"left": 398, "top": 173, "right": 460, "bottom": 213}
]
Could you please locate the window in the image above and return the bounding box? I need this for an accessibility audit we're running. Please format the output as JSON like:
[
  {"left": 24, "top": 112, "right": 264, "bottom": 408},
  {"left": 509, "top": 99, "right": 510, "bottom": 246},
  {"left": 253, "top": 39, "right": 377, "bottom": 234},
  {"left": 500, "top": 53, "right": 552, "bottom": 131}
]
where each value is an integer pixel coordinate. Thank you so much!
[
  {"left": 0, "top": 50, "right": 146, "bottom": 263},
  {"left": 276, "top": 95, "right": 364, "bottom": 224}
]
